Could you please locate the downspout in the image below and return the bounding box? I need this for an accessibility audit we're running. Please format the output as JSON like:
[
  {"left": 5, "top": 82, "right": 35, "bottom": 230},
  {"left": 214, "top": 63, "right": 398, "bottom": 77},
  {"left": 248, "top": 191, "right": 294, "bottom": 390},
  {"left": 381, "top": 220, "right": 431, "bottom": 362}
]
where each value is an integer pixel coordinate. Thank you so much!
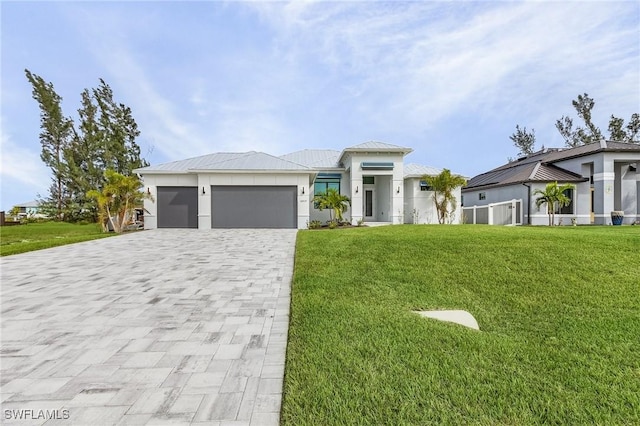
[{"left": 522, "top": 182, "right": 531, "bottom": 225}]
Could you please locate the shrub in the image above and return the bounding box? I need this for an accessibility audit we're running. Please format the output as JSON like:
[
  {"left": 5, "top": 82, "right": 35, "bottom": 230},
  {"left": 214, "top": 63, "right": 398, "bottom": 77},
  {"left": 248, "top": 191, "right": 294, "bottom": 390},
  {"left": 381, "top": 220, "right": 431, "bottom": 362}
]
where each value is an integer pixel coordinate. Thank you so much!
[{"left": 308, "top": 220, "right": 323, "bottom": 229}]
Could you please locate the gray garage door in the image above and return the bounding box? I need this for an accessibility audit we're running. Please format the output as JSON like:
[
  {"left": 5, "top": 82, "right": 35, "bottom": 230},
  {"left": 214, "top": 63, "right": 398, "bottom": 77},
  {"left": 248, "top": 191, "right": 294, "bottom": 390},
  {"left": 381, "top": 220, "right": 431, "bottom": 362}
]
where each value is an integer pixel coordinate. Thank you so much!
[
  {"left": 157, "top": 187, "right": 198, "bottom": 228},
  {"left": 211, "top": 186, "right": 297, "bottom": 228}
]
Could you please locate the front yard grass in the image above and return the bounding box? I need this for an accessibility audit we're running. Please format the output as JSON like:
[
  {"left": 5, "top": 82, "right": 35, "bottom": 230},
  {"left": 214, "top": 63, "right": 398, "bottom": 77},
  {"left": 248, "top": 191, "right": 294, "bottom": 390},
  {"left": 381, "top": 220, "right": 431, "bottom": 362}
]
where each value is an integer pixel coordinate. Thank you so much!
[
  {"left": 283, "top": 225, "right": 640, "bottom": 425},
  {"left": 0, "top": 222, "right": 114, "bottom": 256}
]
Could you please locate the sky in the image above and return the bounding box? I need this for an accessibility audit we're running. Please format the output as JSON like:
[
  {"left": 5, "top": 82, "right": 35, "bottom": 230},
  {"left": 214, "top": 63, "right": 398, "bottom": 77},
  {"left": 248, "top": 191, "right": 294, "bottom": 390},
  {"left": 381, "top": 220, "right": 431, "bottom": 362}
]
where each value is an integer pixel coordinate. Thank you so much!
[{"left": 1, "top": 1, "right": 639, "bottom": 211}]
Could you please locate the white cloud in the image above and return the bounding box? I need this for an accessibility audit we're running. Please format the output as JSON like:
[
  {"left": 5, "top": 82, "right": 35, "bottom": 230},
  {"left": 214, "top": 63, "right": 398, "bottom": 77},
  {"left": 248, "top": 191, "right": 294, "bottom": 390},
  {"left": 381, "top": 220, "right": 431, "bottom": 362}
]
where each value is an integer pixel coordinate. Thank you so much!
[
  {"left": 48, "top": 0, "right": 637, "bottom": 170},
  {"left": 247, "top": 1, "right": 639, "bottom": 137},
  {"left": 0, "top": 118, "right": 50, "bottom": 203}
]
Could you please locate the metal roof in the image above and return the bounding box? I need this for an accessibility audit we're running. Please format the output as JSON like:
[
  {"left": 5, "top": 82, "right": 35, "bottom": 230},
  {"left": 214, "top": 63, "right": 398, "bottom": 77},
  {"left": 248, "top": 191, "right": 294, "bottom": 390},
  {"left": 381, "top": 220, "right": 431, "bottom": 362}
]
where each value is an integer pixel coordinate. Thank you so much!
[
  {"left": 135, "top": 152, "right": 248, "bottom": 172},
  {"left": 135, "top": 143, "right": 466, "bottom": 179},
  {"left": 464, "top": 141, "right": 640, "bottom": 191},
  {"left": 136, "top": 151, "right": 310, "bottom": 173},
  {"left": 465, "top": 162, "right": 586, "bottom": 190},
  {"left": 192, "top": 151, "right": 310, "bottom": 171},
  {"left": 279, "top": 149, "right": 341, "bottom": 168},
  {"left": 342, "top": 141, "right": 413, "bottom": 152},
  {"left": 403, "top": 163, "right": 444, "bottom": 178},
  {"left": 460, "top": 142, "right": 628, "bottom": 190},
  {"left": 15, "top": 200, "right": 41, "bottom": 208}
]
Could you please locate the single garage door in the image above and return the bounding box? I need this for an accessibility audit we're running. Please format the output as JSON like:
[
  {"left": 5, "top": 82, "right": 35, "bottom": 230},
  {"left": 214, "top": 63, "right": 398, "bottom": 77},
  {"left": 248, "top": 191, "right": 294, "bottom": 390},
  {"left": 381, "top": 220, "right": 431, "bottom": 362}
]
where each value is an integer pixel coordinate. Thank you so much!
[
  {"left": 157, "top": 187, "right": 198, "bottom": 228},
  {"left": 211, "top": 186, "right": 297, "bottom": 229}
]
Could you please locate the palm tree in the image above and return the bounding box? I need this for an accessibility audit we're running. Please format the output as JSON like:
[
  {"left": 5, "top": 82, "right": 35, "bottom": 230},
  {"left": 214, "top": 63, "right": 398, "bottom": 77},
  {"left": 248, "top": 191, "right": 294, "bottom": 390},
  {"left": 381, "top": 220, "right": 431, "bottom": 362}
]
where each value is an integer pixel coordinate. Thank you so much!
[
  {"left": 87, "top": 169, "right": 151, "bottom": 233},
  {"left": 423, "top": 169, "right": 467, "bottom": 224},
  {"left": 533, "top": 182, "right": 574, "bottom": 226},
  {"left": 313, "top": 188, "right": 350, "bottom": 224}
]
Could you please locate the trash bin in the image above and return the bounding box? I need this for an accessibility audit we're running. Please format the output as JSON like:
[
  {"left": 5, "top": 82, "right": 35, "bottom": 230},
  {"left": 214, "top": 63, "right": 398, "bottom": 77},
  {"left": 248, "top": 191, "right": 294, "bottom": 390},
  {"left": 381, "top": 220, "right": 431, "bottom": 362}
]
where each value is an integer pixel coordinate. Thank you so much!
[{"left": 611, "top": 211, "right": 624, "bottom": 225}]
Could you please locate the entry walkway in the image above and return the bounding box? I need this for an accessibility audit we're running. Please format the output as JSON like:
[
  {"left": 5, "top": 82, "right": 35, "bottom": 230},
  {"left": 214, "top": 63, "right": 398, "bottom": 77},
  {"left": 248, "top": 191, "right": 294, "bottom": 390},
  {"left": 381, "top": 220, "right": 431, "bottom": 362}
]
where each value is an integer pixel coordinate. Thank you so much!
[{"left": 1, "top": 229, "right": 297, "bottom": 425}]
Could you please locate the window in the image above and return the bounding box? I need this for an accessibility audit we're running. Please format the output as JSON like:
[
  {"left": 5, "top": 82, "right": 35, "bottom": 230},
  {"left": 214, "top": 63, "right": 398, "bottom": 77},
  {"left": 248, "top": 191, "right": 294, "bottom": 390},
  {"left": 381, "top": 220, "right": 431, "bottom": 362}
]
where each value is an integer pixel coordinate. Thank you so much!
[
  {"left": 363, "top": 176, "right": 375, "bottom": 185},
  {"left": 419, "top": 180, "right": 431, "bottom": 191},
  {"left": 313, "top": 178, "right": 340, "bottom": 209},
  {"left": 314, "top": 180, "right": 340, "bottom": 196},
  {"left": 556, "top": 189, "right": 574, "bottom": 214},
  {"left": 479, "top": 193, "right": 486, "bottom": 200}
]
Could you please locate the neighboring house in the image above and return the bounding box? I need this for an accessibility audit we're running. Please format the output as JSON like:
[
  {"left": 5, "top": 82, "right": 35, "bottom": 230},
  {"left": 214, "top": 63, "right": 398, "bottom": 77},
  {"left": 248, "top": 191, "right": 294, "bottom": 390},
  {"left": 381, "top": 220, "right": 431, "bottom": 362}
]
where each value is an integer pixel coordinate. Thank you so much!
[
  {"left": 135, "top": 141, "right": 464, "bottom": 229},
  {"left": 462, "top": 141, "right": 640, "bottom": 225},
  {"left": 12, "top": 200, "right": 47, "bottom": 219}
]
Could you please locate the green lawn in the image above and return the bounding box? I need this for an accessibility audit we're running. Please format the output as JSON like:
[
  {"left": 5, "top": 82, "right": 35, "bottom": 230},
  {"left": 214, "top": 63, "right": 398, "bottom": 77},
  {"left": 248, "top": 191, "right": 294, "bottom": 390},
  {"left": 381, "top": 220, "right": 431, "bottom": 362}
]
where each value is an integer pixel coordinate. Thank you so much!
[
  {"left": 0, "top": 222, "right": 115, "bottom": 256},
  {"left": 283, "top": 225, "right": 640, "bottom": 425}
]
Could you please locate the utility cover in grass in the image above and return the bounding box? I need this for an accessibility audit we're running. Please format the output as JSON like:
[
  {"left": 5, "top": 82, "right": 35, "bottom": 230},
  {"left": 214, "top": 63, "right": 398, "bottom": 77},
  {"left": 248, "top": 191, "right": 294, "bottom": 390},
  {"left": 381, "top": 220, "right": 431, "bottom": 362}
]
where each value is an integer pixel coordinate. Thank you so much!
[{"left": 414, "top": 310, "right": 480, "bottom": 330}]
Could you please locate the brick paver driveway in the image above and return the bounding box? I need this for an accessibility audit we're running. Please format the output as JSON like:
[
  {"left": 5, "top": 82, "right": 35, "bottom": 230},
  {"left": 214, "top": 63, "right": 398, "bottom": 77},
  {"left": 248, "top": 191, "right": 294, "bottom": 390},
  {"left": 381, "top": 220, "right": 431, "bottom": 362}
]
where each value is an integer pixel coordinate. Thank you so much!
[{"left": 1, "top": 229, "right": 297, "bottom": 425}]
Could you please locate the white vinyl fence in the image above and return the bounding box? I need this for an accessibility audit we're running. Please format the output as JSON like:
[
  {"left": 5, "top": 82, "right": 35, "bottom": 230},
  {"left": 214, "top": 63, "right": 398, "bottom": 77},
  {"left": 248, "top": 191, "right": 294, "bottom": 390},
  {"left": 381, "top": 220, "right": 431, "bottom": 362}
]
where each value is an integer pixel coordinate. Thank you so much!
[{"left": 462, "top": 199, "right": 523, "bottom": 226}]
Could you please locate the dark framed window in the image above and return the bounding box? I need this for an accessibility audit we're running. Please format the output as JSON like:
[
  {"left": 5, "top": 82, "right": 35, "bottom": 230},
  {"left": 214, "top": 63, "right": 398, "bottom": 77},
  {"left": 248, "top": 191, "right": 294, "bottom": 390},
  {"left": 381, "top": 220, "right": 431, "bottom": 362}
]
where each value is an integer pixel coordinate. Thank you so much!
[
  {"left": 556, "top": 189, "right": 574, "bottom": 214},
  {"left": 363, "top": 176, "right": 375, "bottom": 185},
  {"left": 313, "top": 178, "right": 340, "bottom": 209},
  {"left": 419, "top": 180, "right": 431, "bottom": 191},
  {"left": 314, "top": 180, "right": 340, "bottom": 195},
  {"left": 479, "top": 193, "right": 486, "bottom": 200}
]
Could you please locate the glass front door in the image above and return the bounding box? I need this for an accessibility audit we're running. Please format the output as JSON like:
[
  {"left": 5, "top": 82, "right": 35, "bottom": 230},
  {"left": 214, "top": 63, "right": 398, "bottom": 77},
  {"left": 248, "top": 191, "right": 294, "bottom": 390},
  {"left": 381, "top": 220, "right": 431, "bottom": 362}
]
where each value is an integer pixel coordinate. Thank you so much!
[{"left": 364, "top": 189, "right": 374, "bottom": 218}]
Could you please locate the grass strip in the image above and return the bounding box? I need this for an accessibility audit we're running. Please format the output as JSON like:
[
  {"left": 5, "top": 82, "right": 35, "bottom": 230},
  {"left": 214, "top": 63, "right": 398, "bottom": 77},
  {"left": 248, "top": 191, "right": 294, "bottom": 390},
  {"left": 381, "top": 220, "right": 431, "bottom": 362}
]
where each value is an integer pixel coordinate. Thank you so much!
[{"left": 0, "top": 222, "right": 115, "bottom": 256}]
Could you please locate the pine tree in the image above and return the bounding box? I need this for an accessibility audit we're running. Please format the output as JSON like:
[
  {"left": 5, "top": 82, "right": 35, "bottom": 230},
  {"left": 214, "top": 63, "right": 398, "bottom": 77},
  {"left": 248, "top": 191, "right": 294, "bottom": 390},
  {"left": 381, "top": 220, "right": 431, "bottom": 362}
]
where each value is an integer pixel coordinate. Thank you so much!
[
  {"left": 510, "top": 125, "right": 536, "bottom": 157},
  {"left": 25, "top": 70, "right": 74, "bottom": 220},
  {"left": 25, "top": 70, "right": 150, "bottom": 222}
]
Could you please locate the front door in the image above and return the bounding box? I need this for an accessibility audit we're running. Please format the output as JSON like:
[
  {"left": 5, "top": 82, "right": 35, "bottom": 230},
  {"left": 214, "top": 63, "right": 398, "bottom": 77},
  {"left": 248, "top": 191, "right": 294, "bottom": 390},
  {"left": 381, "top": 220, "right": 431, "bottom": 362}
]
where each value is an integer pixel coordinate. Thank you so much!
[{"left": 364, "top": 189, "right": 375, "bottom": 220}]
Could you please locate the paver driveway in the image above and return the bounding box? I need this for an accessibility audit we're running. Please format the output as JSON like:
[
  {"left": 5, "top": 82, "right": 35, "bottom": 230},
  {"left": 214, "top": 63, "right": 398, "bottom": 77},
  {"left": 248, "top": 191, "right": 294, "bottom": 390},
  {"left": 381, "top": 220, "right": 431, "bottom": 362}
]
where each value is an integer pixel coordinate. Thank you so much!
[{"left": 0, "top": 229, "right": 297, "bottom": 425}]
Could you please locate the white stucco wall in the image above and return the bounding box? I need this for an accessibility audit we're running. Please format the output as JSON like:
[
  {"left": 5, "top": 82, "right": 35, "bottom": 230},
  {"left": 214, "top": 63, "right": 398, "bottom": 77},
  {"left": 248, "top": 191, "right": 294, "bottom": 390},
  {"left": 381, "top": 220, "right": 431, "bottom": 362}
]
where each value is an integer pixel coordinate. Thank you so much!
[
  {"left": 403, "top": 178, "right": 440, "bottom": 224},
  {"left": 548, "top": 151, "right": 638, "bottom": 224},
  {"left": 141, "top": 172, "right": 311, "bottom": 229},
  {"left": 343, "top": 152, "right": 405, "bottom": 224}
]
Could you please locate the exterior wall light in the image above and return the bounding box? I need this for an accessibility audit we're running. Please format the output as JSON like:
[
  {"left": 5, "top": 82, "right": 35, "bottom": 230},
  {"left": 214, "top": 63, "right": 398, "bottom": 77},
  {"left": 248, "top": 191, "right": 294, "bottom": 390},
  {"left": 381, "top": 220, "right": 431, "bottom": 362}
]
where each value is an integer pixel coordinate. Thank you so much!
[
  {"left": 147, "top": 187, "right": 151, "bottom": 195},
  {"left": 302, "top": 187, "right": 305, "bottom": 195},
  {"left": 202, "top": 187, "right": 206, "bottom": 195},
  {"left": 397, "top": 186, "right": 401, "bottom": 194},
  {"left": 355, "top": 186, "right": 359, "bottom": 194}
]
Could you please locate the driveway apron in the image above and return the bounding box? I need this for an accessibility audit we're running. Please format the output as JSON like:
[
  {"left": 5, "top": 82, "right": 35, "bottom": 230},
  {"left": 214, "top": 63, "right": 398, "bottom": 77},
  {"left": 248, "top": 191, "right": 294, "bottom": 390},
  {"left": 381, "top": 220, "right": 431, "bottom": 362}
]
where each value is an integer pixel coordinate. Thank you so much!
[{"left": 0, "top": 229, "right": 297, "bottom": 425}]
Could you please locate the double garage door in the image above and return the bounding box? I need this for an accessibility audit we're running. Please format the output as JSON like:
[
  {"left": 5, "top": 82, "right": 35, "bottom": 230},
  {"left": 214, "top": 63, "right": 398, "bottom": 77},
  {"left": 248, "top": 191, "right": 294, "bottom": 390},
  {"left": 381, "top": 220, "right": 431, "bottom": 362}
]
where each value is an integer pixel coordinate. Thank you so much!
[{"left": 157, "top": 186, "right": 297, "bottom": 229}]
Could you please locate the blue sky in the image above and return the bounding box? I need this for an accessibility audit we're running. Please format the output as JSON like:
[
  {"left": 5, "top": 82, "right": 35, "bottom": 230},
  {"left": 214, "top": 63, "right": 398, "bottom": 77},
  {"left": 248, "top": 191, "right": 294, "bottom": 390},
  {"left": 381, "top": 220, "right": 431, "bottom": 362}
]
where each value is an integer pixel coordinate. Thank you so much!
[{"left": 1, "top": 1, "right": 639, "bottom": 211}]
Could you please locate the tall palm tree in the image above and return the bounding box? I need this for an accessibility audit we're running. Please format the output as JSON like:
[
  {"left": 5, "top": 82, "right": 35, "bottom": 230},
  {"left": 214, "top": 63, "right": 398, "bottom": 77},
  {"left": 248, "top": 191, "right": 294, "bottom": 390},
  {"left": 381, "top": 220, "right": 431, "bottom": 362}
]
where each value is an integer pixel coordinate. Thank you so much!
[
  {"left": 423, "top": 169, "right": 467, "bottom": 224},
  {"left": 313, "top": 188, "right": 350, "bottom": 224},
  {"left": 533, "top": 182, "right": 574, "bottom": 226}
]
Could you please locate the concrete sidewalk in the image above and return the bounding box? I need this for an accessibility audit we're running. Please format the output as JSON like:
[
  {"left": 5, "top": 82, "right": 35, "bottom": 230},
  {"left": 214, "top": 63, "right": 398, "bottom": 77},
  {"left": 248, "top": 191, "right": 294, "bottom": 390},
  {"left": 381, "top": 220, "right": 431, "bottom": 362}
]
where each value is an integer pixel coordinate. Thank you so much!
[{"left": 1, "top": 229, "right": 297, "bottom": 425}]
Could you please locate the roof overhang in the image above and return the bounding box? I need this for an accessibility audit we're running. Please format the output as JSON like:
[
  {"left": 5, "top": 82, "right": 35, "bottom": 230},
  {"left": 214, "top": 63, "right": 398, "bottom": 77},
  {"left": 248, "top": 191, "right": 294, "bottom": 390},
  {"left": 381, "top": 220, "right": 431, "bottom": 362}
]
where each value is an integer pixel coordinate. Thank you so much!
[
  {"left": 187, "top": 169, "right": 313, "bottom": 174},
  {"left": 338, "top": 146, "right": 412, "bottom": 164},
  {"left": 462, "top": 177, "right": 589, "bottom": 193}
]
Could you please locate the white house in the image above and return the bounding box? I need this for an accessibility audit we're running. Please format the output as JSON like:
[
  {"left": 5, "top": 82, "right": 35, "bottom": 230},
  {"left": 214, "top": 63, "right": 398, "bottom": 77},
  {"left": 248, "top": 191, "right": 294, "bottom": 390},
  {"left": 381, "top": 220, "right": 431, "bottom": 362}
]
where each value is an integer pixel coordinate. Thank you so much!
[
  {"left": 135, "top": 141, "right": 463, "bottom": 229},
  {"left": 462, "top": 141, "right": 640, "bottom": 225}
]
